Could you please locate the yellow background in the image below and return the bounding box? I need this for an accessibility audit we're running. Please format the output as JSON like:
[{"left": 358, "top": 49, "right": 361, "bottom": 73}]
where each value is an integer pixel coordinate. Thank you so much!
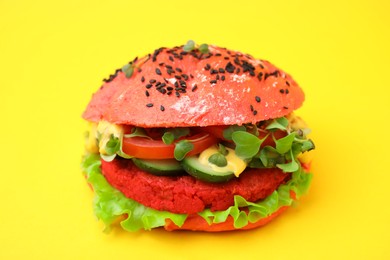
[{"left": 1, "top": 0, "right": 389, "bottom": 259}]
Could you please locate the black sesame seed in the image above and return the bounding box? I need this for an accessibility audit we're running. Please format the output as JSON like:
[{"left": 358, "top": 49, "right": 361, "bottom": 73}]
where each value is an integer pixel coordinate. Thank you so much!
[
  {"left": 174, "top": 75, "right": 181, "bottom": 80},
  {"left": 221, "top": 75, "right": 225, "bottom": 81},
  {"left": 215, "top": 53, "right": 222, "bottom": 56},
  {"left": 160, "top": 83, "right": 166, "bottom": 88},
  {"left": 249, "top": 70, "right": 255, "bottom": 76},
  {"left": 158, "top": 62, "right": 164, "bottom": 66},
  {"left": 205, "top": 64, "right": 211, "bottom": 70},
  {"left": 210, "top": 69, "right": 218, "bottom": 74},
  {"left": 191, "top": 84, "right": 198, "bottom": 92},
  {"left": 253, "top": 110, "right": 258, "bottom": 115},
  {"left": 179, "top": 80, "right": 186, "bottom": 87},
  {"left": 257, "top": 72, "right": 263, "bottom": 81},
  {"left": 175, "top": 92, "right": 180, "bottom": 97},
  {"left": 149, "top": 79, "right": 156, "bottom": 84},
  {"left": 285, "top": 89, "right": 289, "bottom": 94},
  {"left": 160, "top": 105, "right": 165, "bottom": 111},
  {"left": 224, "top": 56, "right": 230, "bottom": 60},
  {"left": 250, "top": 105, "right": 254, "bottom": 111},
  {"left": 286, "top": 81, "right": 290, "bottom": 86},
  {"left": 175, "top": 68, "right": 182, "bottom": 73},
  {"left": 210, "top": 80, "right": 217, "bottom": 84},
  {"left": 236, "top": 68, "right": 241, "bottom": 74},
  {"left": 145, "top": 90, "right": 150, "bottom": 97},
  {"left": 146, "top": 84, "right": 153, "bottom": 89},
  {"left": 225, "top": 62, "right": 235, "bottom": 73},
  {"left": 167, "top": 69, "right": 175, "bottom": 75},
  {"left": 280, "top": 89, "right": 285, "bottom": 94},
  {"left": 141, "top": 76, "right": 145, "bottom": 82},
  {"left": 216, "top": 74, "right": 220, "bottom": 80},
  {"left": 218, "top": 68, "right": 225, "bottom": 73},
  {"left": 146, "top": 103, "right": 154, "bottom": 107},
  {"left": 190, "top": 74, "right": 194, "bottom": 78},
  {"left": 169, "top": 56, "right": 174, "bottom": 62},
  {"left": 155, "top": 81, "right": 161, "bottom": 87},
  {"left": 156, "top": 68, "right": 162, "bottom": 75},
  {"left": 255, "top": 96, "right": 261, "bottom": 102},
  {"left": 182, "top": 74, "right": 189, "bottom": 80},
  {"left": 165, "top": 65, "right": 173, "bottom": 69},
  {"left": 283, "top": 106, "right": 289, "bottom": 109}
]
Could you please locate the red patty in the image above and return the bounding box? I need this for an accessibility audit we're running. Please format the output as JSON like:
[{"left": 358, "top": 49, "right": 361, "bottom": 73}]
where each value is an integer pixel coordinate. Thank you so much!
[{"left": 101, "top": 158, "right": 291, "bottom": 214}]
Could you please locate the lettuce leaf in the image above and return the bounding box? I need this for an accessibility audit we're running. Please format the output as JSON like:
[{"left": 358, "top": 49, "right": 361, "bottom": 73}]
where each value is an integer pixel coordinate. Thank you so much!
[{"left": 81, "top": 153, "right": 312, "bottom": 231}]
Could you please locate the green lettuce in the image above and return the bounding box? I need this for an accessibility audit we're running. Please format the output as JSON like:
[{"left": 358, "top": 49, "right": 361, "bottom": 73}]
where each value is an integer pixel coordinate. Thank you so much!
[{"left": 81, "top": 153, "right": 312, "bottom": 231}]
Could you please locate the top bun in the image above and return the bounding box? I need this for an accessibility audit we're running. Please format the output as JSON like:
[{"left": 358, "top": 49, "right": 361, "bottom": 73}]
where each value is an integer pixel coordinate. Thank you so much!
[{"left": 83, "top": 44, "right": 305, "bottom": 127}]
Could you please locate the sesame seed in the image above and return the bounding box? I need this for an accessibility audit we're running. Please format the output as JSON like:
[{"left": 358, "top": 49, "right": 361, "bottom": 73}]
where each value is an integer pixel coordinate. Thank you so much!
[
  {"left": 224, "top": 56, "right": 230, "bottom": 60},
  {"left": 141, "top": 76, "right": 145, "bottom": 82},
  {"left": 221, "top": 75, "right": 225, "bottom": 81},
  {"left": 191, "top": 84, "right": 198, "bottom": 92},
  {"left": 255, "top": 96, "right": 261, "bottom": 102},
  {"left": 250, "top": 105, "right": 254, "bottom": 111},
  {"left": 210, "top": 80, "right": 217, "bottom": 84},
  {"left": 286, "top": 81, "right": 290, "bottom": 86},
  {"left": 156, "top": 68, "right": 162, "bottom": 75},
  {"left": 280, "top": 89, "right": 285, "bottom": 94},
  {"left": 210, "top": 69, "right": 218, "bottom": 74},
  {"left": 146, "top": 103, "right": 154, "bottom": 107},
  {"left": 283, "top": 106, "right": 289, "bottom": 109},
  {"left": 175, "top": 68, "right": 182, "bottom": 73},
  {"left": 175, "top": 92, "right": 180, "bottom": 97},
  {"left": 253, "top": 110, "right": 258, "bottom": 115},
  {"left": 146, "top": 84, "right": 153, "bottom": 89},
  {"left": 257, "top": 72, "right": 263, "bottom": 81},
  {"left": 169, "top": 56, "right": 174, "bottom": 62},
  {"left": 174, "top": 75, "right": 181, "bottom": 80},
  {"left": 145, "top": 90, "right": 150, "bottom": 97},
  {"left": 205, "top": 64, "right": 211, "bottom": 70},
  {"left": 225, "top": 62, "right": 235, "bottom": 73},
  {"left": 160, "top": 105, "right": 165, "bottom": 111},
  {"left": 218, "top": 68, "right": 225, "bottom": 73},
  {"left": 285, "top": 89, "right": 289, "bottom": 94},
  {"left": 149, "top": 79, "right": 156, "bottom": 83},
  {"left": 236, "top": 68, "right": 241, "bottom": 74}
]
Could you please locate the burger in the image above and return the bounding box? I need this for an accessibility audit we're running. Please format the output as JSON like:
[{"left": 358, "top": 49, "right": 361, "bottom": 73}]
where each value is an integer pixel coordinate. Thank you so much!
[{"left": 81, "top": 41, "right": 314, "bottom": 232}]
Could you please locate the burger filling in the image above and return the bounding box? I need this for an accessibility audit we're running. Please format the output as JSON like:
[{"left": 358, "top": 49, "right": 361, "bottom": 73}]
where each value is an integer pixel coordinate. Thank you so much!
[{"left": 82, "top": 113, "right": 314, "bottom": 231}]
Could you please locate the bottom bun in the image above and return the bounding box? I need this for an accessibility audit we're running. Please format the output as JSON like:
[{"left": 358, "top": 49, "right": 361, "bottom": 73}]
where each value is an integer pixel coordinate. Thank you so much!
[{"left": 164, "top": 206, "right": 288, "bottom": 232}]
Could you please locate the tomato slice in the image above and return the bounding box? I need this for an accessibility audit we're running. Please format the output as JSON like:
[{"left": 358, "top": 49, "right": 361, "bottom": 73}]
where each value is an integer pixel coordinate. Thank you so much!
[
  {"left": 200, "top": 126, "right": 227, "bottom": 140},
  {"left": 122, "top": 132, "right": 218, "bottom": 159}
]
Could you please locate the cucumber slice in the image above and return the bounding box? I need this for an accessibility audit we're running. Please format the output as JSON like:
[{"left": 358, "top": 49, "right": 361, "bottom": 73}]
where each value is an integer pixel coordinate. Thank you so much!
[
  {"left": 132, "top": 158, "right": 184, "bottom": 176},
  {"left": 181, "top": 156, "right": 235, "bottom": 183}
]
